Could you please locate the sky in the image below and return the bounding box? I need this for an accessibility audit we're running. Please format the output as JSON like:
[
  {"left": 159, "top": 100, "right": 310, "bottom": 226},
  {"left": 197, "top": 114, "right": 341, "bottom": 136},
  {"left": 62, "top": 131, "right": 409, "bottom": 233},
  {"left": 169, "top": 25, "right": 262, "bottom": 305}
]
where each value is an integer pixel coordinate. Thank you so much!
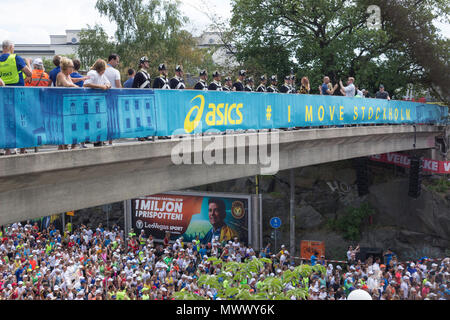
[
  {"left": 0, "top": 0, "right": 233, "bottom": 44},
  {"left": 0, "top": 0, "right": 448, "bottom": 44}
]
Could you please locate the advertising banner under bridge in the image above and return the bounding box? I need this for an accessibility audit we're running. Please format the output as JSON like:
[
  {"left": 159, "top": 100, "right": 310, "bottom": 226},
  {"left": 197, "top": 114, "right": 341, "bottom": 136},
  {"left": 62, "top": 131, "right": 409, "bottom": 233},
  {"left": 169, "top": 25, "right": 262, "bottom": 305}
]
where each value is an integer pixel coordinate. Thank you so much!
[{"left": 130, "top": 192, "right": 251, "bottom": 245}]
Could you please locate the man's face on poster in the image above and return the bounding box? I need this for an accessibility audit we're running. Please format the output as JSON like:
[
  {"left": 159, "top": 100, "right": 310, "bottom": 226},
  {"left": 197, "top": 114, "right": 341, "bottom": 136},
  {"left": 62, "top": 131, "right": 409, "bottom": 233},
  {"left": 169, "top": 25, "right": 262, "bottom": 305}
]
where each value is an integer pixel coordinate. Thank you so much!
[{"left": 208, "top": 202, "right": 225, "bottom": 229}]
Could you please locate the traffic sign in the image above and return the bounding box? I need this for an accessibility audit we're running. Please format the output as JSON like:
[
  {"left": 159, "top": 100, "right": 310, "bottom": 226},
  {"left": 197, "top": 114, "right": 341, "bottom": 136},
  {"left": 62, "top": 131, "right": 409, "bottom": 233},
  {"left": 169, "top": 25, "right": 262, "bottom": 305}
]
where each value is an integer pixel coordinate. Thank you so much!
[{"left": 270, "top": 217, "right": 281, "bottom": 229}]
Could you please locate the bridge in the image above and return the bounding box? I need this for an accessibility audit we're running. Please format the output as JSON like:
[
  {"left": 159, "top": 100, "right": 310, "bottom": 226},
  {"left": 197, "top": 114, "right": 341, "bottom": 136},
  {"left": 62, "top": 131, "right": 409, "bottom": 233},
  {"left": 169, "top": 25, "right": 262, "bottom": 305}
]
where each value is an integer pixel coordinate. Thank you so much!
[
  {"left": 0, "top": 124, "right": 445, "bottom": 226},
  {"left": 0, "top": 87, "right": 448, "bottom": 225}
]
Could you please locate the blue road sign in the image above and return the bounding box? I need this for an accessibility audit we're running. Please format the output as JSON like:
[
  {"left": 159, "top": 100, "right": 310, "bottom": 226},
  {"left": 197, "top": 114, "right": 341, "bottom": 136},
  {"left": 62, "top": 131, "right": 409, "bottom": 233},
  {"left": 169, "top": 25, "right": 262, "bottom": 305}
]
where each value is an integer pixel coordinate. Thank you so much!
[{"left": 270, "top": 217, "right": 281, "bottom": 229}]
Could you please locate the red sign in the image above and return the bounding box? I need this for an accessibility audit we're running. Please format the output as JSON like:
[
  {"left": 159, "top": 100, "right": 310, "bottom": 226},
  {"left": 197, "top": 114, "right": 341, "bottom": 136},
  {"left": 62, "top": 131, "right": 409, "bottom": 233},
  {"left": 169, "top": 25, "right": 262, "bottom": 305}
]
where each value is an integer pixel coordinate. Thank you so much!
[
  {"left": 369, "top": 153, "right": 450, "bottom": 174},
  {"left": 300, "top": 240, "right": 325, "bottom": 260}
]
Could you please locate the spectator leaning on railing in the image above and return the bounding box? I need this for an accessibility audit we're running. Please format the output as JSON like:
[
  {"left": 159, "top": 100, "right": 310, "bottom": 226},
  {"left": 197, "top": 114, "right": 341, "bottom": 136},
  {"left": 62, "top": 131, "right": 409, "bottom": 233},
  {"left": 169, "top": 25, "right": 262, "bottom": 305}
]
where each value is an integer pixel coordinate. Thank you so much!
[
  {"left": 83, "top": 59, "right": 111, "bottom": 147},
  {"left": 0, "top": 40, "right": 32, "bottom": 155}
]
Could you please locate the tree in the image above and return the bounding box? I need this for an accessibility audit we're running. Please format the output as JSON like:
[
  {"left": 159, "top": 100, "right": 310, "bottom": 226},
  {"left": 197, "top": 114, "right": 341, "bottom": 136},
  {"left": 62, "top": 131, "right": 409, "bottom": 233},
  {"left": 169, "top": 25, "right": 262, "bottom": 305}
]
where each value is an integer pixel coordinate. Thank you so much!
[
  {"left": 77, "top": 24, "right": 116, "bottom": 70},
  {"left": 172, "top": 257, "right": 326, "bottom": 300},
  {"left": 229, "top": 0, "right": 449, "bottom": 100},
  {"left": 90, "top": 0, "right": 216, "bottom": 81}
]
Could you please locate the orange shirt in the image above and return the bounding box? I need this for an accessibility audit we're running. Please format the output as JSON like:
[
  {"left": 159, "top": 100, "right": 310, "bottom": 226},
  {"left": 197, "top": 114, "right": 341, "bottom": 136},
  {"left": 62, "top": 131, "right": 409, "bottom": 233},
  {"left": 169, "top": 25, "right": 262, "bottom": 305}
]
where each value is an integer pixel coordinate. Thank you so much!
[{"left": 25, "top": 69, "right": 51, "bottom": 87}]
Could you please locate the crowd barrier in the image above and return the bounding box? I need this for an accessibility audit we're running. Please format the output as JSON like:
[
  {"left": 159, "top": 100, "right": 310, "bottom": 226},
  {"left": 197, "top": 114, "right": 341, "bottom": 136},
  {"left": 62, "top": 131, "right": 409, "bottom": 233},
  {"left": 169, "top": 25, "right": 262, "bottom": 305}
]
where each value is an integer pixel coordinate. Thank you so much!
[{"left": 0, "top": 87, "right": 448, "bottom": 149}]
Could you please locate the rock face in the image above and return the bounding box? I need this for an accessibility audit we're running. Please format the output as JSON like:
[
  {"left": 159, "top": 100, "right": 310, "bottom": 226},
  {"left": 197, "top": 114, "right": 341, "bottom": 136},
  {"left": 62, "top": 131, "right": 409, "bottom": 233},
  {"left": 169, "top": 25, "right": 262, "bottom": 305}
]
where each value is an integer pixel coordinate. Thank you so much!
[{"left": 72, "top": 160, "right": 450, "bottom": 262}]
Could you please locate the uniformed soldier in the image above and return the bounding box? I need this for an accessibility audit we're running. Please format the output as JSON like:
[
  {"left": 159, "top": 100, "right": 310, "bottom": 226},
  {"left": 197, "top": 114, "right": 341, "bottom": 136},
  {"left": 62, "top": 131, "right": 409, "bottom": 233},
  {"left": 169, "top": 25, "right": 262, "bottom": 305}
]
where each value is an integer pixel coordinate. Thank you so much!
[
  {"left": 222, "top": 76, "right": 232, "bottom": 91},
  {"left": 267, "top": 75, "right": 279, "bottom": 93},
  {"left": 169, "top": 65, "right": 186, "bottom": 89},
  {"left": 152, "top": 63, "right": 170, "bottom": 89},
  {"left": 244, "top": 77, "right": 254, "bottom": 91},
  {"left": 208, "top": 71, "right": 223, "bottom": 91},
  {"left": 232, "top": 70, "right": 246, "bottom": 91},
  {"left": 194, "top": 70, "right": 208, "bottom": 90},
  {"left": 280, "top": 75, "right": 292, "bottom": 93},
  {"left": 132, "top": 56, "right": 152, "bottom": 89},
  {"left": 289, "top": 75, "right": 297, "bottom": 94},
  {"left": 256, "top": 75, "right": 267, "bottom": 92}
]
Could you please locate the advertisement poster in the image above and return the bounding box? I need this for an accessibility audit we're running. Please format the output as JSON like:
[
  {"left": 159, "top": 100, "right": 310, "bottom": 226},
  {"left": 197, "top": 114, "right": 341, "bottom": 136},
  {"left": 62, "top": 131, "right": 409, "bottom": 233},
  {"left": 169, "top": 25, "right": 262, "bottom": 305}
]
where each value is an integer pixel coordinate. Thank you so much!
[
  {"left": 300, "top": 240, "right": 325, "bottom": 260},
  {"left": 131, "top": 192, "right": 250, "bottom": 245}
]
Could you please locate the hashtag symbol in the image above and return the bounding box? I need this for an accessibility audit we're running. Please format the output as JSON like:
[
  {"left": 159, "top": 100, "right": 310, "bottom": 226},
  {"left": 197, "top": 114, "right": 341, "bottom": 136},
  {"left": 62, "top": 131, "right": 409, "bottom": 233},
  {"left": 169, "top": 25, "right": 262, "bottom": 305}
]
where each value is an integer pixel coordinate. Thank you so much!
[{"left": 266, "top": 105, "right": 272, "bottom": 120}]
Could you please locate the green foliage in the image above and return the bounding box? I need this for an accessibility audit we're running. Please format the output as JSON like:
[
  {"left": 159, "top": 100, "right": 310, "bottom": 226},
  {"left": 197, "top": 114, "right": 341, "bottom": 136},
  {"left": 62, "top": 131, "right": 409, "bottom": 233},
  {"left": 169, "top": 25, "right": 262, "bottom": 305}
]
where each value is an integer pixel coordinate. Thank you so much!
[
  {"left": 229, "top": 0, "right": 449, "bottom": 100},
  {"left": 173, "top": 257, "right": 319, "bottom": 300},
  {"left": 427, "top": 178, "right": 450, "bottom": 194},
  {"left": 327, "top": 202, "right": 374, "bottom": 241},
  {"left": 76, "top": 0, "right": 216, "bottom": 82}
]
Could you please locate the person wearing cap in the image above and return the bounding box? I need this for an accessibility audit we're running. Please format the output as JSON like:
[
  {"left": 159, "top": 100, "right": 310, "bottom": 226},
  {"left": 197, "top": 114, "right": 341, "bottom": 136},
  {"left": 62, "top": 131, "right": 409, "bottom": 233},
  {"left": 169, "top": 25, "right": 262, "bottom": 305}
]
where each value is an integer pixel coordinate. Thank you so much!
[
  {"left": 25, "top": 58, "right": 51, "bottom": 87},
  {"left": 222, "top": 76, "right": 232, "bottom": 91},
  {"left": 169, "top": 65, "right": 186, "bottom": 89},
  {"left": 208, "top": 71, "right": 223, "bottom": 91},
  {"left": 256, "top": 75, "right": 267, "bottom": 92},
  {"left": 288, "top": 74, "right": 297, "bottom": 94},
  {"left": 280, "top": 75, "right": 292, "bottom": 93},
  {"left": 266, "top": 75, "right": 279, "bottom": 93},
  {"left": 153, "top": 63, "right": 170, "bottom": 89},
  {"left": 132, "top": 56, "right": 152, "bottom": 89},
  {"left": 232, "top": 70, "right": 246, "bottom": 91},
  {"left": 375, "top": 84, "right": 390, "bottom": 100},
  {"left": 194, "top": 70, "right": 208, "bottom": 90},
  {"left": 244, "top": 77, "right": 254, "bottom": 91}
]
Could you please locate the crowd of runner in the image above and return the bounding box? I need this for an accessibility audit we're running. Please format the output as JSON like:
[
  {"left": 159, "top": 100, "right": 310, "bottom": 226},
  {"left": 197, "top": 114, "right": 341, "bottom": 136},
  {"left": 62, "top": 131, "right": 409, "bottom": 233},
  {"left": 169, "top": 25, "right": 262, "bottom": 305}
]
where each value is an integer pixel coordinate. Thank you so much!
[{"left": 0, "top": 221, "right": 448, "bottom": 300}]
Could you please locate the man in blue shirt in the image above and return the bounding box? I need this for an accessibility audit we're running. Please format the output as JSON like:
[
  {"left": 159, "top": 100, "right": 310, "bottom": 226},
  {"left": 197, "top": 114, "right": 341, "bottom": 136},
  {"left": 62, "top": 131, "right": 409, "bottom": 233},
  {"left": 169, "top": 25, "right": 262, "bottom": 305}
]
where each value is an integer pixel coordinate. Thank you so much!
[
  {"left": 320, "top": 76, "right": 338, "bottom": 95},
  {"left": 0, "top": 40, "right": 32, "bottom": 155},
  {"left": 48, "top": 55, "right": 61, "bottom": 86},
  {"left": 310, "top": 251, "right": 318, "bottom": 266},
  {"left": 0, "top": 40, "right": 32, "bottom": 86},
  {"left": 123, "top": 68, "right": 135, "bottom": 88}
]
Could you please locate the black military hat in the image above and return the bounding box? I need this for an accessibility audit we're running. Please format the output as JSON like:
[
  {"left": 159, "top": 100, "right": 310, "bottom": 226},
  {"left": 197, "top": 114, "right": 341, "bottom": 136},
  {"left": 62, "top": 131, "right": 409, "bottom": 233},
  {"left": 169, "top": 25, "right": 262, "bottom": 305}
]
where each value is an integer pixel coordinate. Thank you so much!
[
  {"left": 175, "top": 65, "right": 183, "bottom": 72},
  {"left": 246, "top": 77, "right": 254, "bottom": 83},
  {"left": 158, "top": 63, "right": 167, "bottom": 71},
  {"left": 239, "top": 70, "right": 246, "bottom": 76},
  {"left": 199, "top": 69, "right": 207, "bottom": 76},
  {"left": 285, "top": 75, "right": 291, "bottom": 80},
  {"left": 260, "top": 75, "right": 267, "bottom": 81},
  {"left": 139, "top": 56, "right": 150, "bottom": 64},
  {"left": 212, "top": 71, "right": 220, "bottom": 78},
  {"left": 270, "top": 75, "right": 277, "bottom": 82},
  {"left": 224, "top": 76, "right": 231, "bottom": 82}
]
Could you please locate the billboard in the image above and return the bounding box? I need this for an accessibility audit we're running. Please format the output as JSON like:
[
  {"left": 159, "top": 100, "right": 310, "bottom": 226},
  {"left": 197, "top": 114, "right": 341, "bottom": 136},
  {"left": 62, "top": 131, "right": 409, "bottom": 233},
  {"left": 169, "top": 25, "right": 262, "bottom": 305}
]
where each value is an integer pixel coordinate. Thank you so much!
[
  {"left": 300, "top": 240, "right": 325, "bottom": 260},
  {"left": 131, "top": 191, "right": 251, "bottom": 245}
]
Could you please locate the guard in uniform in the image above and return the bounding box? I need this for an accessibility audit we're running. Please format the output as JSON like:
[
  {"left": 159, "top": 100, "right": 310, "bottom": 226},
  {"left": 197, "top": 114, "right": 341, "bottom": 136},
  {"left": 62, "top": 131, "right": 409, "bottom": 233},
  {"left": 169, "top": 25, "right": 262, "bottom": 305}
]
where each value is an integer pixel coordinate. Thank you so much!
[
  {"left": 244, "top": 77, "right": 254, "bottom": 91},
  {"left": 267, "top": 75, "right": 279, "bottom": 93},
  {"left": 222, "top": 76, "right": 232, "bottom": 91},
  {"left": 169, "top": 65, "right": 186, "bottom": 89},
  {"left": 194, "top": 70, "right": 208, "bottom": 90},
  {"left": 208, "top": 71, "right": 223, "bottom": 91},
  {"left": 152, "top": 63, "right": 170, "bottom": 89},
  {"left": 132, "top": 56, "right": 152, "bottom": 89},
  {"left": 280, "top": 75, "right": 292, "bottom": 93},
  {"left": 289, "top": 75, "right": 297, "bottom": 94},
  {"left": 256, "top": 75, "right": 267, "bottom": 92},
  {"left": 232, "top": 70, "right": 246, "bottom": 91}
]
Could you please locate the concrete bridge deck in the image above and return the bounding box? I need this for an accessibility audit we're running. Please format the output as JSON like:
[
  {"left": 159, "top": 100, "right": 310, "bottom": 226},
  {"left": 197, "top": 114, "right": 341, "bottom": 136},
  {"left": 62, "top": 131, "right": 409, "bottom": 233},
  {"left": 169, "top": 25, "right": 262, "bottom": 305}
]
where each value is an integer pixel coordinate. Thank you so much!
[{"left": 0, "top": 125, "right": 443, "bottom": 225}]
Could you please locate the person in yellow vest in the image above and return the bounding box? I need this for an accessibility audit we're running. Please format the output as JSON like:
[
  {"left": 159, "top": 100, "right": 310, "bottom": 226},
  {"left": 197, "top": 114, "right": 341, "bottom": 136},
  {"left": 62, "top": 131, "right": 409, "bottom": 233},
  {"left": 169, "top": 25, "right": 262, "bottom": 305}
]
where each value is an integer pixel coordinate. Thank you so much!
[
  {"left": 25, "top": 58, "right": 51, "bottom": 87},
  {"left": 0, "top": 40, "right": 32, "bottom": 156},
  {"left": 201, "top": 198, "right": 238, "bottom": 244}
]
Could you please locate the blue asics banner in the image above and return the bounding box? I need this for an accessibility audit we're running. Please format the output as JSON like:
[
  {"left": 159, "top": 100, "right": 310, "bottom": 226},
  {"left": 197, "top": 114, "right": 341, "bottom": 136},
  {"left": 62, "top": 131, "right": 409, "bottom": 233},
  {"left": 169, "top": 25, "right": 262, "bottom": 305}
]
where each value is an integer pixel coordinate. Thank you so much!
[{"left": 0, "top": 87, "right": 447, "bottom": 148}]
